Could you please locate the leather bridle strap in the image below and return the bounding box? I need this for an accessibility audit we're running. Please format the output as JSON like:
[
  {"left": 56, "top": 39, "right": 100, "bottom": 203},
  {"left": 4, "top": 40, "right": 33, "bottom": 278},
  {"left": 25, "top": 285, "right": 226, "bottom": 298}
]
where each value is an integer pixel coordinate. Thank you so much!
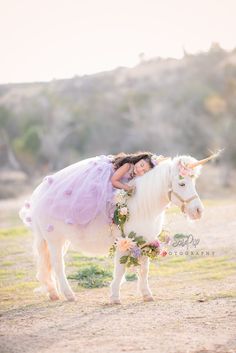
[{"left": 168, "top": 189, "right": 199, "bottom": 213}]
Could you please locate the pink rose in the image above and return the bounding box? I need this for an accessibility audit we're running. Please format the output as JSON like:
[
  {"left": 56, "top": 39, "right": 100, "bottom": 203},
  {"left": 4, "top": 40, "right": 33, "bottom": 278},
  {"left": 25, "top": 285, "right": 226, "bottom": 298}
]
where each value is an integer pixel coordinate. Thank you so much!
[
  {"left": 178, "top": 163, "right": 195, "bottom": 178},
  {"left": 160, "top": 249, "right": 168, "bottom": 257},
  {"left": 120, "top": 207, "right": 128, "bottom": 216},
  {"left": 179, "top": 166, "right": 189, "bottom": 177},
  {"left": 148, "top": 240, "right": 160, "bottom": 248}
]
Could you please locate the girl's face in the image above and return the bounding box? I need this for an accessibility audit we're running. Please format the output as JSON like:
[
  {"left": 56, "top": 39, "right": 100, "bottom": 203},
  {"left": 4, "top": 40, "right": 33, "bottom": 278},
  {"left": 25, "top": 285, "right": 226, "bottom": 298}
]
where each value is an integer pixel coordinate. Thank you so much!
[{"left": 134, "top": 159, "right": 151, "bottom": 176}]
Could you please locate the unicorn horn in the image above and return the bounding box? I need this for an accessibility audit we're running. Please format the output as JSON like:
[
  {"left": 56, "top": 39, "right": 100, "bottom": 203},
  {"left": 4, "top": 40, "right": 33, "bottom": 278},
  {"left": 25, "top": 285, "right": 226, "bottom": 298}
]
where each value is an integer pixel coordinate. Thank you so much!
[{"left": 187, "top": 149, "right": 224, "bottom": 168}]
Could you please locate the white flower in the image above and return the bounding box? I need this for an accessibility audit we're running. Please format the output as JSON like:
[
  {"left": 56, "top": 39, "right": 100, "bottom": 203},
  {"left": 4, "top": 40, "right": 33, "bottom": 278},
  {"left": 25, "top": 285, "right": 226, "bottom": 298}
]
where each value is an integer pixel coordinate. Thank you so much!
[{"left": 115, "top": 189, "right": 128, "bottom": 204}]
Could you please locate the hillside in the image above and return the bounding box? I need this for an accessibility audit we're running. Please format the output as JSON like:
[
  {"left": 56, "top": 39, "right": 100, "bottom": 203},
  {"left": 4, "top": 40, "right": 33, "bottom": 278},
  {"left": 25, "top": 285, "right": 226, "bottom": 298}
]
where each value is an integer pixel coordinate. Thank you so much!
[{"left": 0, "top": 43, "right": 235, "bottom": 179}]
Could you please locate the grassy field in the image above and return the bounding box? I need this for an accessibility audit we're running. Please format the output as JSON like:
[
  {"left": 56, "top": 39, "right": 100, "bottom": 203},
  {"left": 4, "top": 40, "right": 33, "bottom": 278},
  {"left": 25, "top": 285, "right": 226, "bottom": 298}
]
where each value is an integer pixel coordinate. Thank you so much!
[{"left": 0, "top": 212, "right": 235, "bottom": 312}]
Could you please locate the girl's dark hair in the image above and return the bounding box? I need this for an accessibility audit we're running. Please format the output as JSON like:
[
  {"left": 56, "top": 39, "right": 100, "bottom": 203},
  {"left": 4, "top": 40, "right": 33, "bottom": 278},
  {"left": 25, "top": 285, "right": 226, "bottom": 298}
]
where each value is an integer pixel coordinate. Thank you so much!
[{"left": 112, "top": 151, "right": 155, "bottom": 170}]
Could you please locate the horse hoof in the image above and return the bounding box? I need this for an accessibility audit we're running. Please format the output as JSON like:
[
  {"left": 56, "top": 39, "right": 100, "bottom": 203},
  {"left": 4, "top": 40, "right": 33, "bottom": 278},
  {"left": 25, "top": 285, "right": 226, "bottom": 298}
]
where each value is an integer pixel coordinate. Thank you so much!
[
  {"left": 110, "top": 298, "right": 121, "bottom": 305},
  {"left": 66, "top": 295, "right": 77, "bottom": 302},
  {"left": 64, "top": 291, "right": 77, "bottom": 301},
  {"left": 49, "top": 293, "right": 60, "bottom": 301},
  {"left": 143, "top": 295, "right": 154, "bottom": 302}
]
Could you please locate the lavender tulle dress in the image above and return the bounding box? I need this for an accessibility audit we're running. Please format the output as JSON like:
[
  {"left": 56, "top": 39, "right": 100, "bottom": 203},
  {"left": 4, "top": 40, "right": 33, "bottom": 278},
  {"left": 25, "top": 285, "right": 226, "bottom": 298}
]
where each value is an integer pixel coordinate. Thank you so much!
[{"left": 19, "top": 155, "right": 134, "bottom": 232}]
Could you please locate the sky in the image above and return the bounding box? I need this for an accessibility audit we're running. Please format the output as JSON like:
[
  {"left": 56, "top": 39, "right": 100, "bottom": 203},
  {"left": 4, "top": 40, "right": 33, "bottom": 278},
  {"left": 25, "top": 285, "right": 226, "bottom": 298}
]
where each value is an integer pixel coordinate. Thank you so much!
[{"left": 0, "top": 0, "right": 236, "bottom": 84}]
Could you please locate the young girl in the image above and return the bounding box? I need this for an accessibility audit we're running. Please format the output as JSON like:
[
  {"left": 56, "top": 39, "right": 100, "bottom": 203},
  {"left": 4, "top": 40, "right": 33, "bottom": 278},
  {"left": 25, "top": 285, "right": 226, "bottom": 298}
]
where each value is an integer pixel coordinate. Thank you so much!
[
  {"left": 111, "top": 151, "right": 156, "bottom": 192},
  {"left": 19, "top": 151, "right": 167, "bottom": 230}
]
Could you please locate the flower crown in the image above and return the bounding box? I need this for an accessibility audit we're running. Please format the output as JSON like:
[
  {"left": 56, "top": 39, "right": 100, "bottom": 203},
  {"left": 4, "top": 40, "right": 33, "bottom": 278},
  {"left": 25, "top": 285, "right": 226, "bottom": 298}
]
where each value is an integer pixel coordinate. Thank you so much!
[{"left": 178, "top": 160, "right": 195, "bottom": 179}]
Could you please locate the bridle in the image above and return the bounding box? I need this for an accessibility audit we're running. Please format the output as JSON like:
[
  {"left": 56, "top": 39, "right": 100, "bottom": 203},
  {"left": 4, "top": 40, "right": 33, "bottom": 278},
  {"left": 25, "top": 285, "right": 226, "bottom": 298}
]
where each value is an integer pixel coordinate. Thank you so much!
[{"left": 167, "top": 188, "right": 199, "bottom": 214}]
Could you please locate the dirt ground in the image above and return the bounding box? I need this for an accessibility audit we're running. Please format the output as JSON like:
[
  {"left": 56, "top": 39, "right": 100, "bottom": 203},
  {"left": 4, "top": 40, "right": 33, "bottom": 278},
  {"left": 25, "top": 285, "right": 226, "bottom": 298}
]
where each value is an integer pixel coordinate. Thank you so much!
[{"left": 0, "top": 195, "right": 236, "bottom": 353}]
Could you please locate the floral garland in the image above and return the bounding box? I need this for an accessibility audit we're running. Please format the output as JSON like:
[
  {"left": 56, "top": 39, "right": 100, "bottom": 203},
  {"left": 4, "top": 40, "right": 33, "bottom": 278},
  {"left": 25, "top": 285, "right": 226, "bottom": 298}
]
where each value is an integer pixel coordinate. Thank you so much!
[
  {"left": 112, "top": 189, "right": 132, "bottom": 236},
  {"left": 109, "top": 189, "right": 170, "bottom": 267}
]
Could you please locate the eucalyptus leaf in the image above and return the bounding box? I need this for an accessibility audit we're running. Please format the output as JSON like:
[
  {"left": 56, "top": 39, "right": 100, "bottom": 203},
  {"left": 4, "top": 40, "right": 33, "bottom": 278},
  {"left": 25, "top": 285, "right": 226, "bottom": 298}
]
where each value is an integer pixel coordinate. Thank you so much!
[{"left": 120, "top": 255, "right": 129, "bottom": 264}]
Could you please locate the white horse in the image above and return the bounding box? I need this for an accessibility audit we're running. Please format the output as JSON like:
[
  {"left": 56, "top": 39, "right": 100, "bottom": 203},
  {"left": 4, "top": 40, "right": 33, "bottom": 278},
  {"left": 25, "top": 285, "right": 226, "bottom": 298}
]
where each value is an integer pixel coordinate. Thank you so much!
[{"left": 20, "top": 154, "right": 206, "bottom": 304}]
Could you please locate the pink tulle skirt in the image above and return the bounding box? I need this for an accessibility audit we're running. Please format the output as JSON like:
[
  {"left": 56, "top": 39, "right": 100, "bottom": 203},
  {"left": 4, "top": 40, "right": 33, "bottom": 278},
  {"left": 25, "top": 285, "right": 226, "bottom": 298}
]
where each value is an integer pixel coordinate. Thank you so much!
[{"left": 19, "top": 155, "right": 119, "bottom": 230}]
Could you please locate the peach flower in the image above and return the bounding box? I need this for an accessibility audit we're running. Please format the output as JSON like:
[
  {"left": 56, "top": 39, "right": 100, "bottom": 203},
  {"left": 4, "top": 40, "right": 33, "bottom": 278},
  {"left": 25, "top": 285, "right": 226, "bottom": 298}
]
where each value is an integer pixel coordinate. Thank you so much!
[{"left": 117, "top": 238, "right": 136, "bottom": 252}]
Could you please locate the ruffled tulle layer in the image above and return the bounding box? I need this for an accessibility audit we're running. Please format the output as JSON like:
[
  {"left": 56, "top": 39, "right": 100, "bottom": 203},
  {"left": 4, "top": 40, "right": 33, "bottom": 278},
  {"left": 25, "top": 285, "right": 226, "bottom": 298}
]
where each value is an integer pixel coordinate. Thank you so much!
[{"left": 19, "top": 155, "right": 117, "bottom": 231}]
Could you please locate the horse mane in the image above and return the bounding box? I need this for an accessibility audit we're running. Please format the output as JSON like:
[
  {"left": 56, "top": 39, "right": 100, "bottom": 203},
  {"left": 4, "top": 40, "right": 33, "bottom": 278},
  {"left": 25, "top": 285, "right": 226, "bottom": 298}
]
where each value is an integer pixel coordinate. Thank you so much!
[
  {"left": 128, "top": 160, "right": 172, "bottom": 219},
  {"left": 128, "top": 155, "right": 202, "bottom": 219}
]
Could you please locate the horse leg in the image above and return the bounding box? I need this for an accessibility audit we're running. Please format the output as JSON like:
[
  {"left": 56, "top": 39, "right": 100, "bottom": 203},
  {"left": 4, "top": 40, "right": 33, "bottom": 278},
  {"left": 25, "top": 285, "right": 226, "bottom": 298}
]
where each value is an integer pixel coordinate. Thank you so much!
[
  {"left": 137, "top": 257, "right": 154, "bottom": 302},
  {"left": 110, "top": 251, "right": 126, "bottom": 304},
  {"left": 34, "top": 236, "right": 60, "bottom": 301},
  {"left": 47, "top": 238, "right": 76, "bottom": 302}
]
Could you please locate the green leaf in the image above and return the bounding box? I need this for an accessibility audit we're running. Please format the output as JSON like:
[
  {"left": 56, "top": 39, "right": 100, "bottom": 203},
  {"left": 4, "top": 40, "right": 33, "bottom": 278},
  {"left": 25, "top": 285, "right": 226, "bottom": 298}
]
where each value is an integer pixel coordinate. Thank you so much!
[
  {"left": 128, "top": 231, "right": 136, "bottom": 238},
  {"left": 120, "top": 255, "right": 129, "bottom": 264},
  {"left": 135, "top": 236, "right": 146, "bottom": 245},
  {"left": 113, "top": 209, "right": 120, "bottom": 224},
  {"left": 108, "top": 245, "right": 116, "bottom": 258},
  {"left": 131, "top": 257, "right": 140, "bottom": 266}
]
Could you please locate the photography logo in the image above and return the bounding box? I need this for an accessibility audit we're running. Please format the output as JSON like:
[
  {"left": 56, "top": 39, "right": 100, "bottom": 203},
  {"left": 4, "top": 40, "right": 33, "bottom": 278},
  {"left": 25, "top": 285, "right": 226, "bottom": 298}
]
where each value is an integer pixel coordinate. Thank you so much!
[{"left": 168, "top": 233, "right": 215, "bottom": 256}]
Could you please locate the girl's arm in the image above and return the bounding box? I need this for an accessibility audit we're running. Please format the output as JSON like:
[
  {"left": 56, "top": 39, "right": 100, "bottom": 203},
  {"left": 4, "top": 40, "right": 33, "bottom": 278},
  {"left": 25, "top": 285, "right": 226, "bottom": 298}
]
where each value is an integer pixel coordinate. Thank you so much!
[{"left": 111, "top": 163, "right": 133, "bottom": 191}]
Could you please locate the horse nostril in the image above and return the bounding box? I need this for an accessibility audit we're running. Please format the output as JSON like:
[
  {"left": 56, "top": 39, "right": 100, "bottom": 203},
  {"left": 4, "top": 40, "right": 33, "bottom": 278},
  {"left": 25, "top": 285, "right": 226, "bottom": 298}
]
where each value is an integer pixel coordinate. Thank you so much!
[{"left": 196, "top": 207, "right": 202, "bottom": 215}]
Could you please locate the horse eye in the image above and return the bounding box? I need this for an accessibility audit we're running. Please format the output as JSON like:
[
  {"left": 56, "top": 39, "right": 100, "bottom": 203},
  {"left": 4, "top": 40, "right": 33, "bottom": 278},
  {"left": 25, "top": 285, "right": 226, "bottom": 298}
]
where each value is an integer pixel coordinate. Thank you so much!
[{"left": 179, "top": 182, "right": 185, "bottom": 187}]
